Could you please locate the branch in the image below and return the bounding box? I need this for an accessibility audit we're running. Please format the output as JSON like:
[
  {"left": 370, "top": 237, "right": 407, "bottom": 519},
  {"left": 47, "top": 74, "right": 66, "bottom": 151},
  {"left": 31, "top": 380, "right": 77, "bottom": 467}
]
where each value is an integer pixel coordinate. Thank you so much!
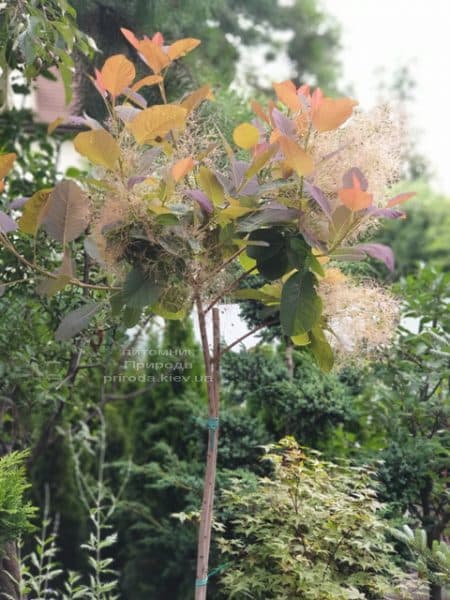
[
  {"left": 0, "top": 233, "right": 118, "bottom": 292},
  {"left": 221, "top": 318, "right": 279, "bottom": 354},
  {"left": 204, "top": 265, "right": 257, "bottom": 313}
]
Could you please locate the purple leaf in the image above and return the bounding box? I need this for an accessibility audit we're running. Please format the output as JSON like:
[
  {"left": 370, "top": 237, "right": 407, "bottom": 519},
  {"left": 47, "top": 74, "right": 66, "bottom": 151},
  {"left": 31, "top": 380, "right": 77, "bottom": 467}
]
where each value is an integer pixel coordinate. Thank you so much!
[
  {"left": 319, "top": 143, "right": 350, "bottom": 164},
  {"left": 127, "top": 176, "right": 147, "bottom": 189},
  {"left": 9, "top": 197, "right": 28, "bottom": 210},
  {"left": 365, "top": 206, "right": 405, "bottom": 219},
  {"left": 67, "top": 112, "right": 102, "bottom": 130},
  {"left": 342, "top": 167, "right": 368, "bottom": 191},
  {"left": 357, "top": 243, "right": 395, "bottom": 271},
  {"left": 230, "top": 160, "right": 260, "bottom": 196},
  {"left": 115, "top": 105, "right": 141, "bottom": 123},
  {"left": 185, "top": 190, "right": 213, "bottom": 214},
  {"left": 304, "top": 182, "right": 332, "bottom": 216},
  {"left": 123, "top": 87, "right": 147, "bottom": 108},
  {"left": 0, "top": 211, "right": 18, "bottom": 233},
  {"left": 271, "top": 108, "right": 296, "bottom": 138}
]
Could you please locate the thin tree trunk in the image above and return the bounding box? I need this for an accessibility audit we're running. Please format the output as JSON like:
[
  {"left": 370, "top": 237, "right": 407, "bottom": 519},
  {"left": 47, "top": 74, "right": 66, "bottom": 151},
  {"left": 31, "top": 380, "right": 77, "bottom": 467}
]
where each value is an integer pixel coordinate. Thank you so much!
[
  {"left": 195, "top": 305, "right": 221, "bottom": 600},
  {"left": 0, "top": 541, "right": 20, "bottom": 600},
  {"left": 429, "top": 583, "right": 442, "bottom": 600}
]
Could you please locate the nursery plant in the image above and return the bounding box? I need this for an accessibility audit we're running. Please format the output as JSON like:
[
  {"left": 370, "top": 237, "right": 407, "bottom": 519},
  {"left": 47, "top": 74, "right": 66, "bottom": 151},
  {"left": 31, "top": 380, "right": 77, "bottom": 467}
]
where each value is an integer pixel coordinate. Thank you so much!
[{"left": 0, "top": 28, "right": 413, "bottom": 598}]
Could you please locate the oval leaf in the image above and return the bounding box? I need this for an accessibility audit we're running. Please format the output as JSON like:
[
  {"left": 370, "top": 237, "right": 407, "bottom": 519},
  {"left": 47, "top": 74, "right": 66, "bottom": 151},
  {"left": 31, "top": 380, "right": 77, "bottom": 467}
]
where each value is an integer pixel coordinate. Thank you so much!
[
  {"left": 55, "top": 303, "right": 101, "bottom": 341},
  {"left": 19, "top": 189, "right": 53, "bottom": 236},
  {"left": 233, "top": 123, "right": 260, "bottom": 149},
  {"left": 128, "top": 105, "right": 187, "bottom": 145},
  {"left": 42, "top": 180, "right": 90, "bottom": 244},
  {"left": 280, "top": 271, "right": 322, "bottom": 336},
  {"left": 167, "top": 38, "right": 201, "bottom": 60},
  {"left": 312, "top": 97, "right": 358, "bottom": 132},
  {"left": 74, "top": 129, "right": 120, "bottom": 170},
  {"left": 100, "top": 54, "right": 136, "bottom": 97},
  {"left": 278, "top": 136, "right": 314, "bottom": 176}
]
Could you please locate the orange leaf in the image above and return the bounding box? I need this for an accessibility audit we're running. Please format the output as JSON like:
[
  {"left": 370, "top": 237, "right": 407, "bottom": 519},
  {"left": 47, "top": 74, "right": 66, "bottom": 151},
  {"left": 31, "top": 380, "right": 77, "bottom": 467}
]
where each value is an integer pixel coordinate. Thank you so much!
[
  {"left": 386, "top": 192, "right": 416, "bottom": 207},
  {"left": 273, "top": 80, "right": 301, "bottom": 112},
  {"left": 131, "top": 74, "right": 163, "bottom": 92},
  {"left": 101, "top": 54, "right": 136, "bottom": 97},
  {"left": 338, "top": 175, "right": 373, "bottom": 211},
  {"left": 121, "top": 27, "right": 140, "bottom": 50},
  {"left": 137, "top": 39, "right": 171, "bottom": 73},
  {"left": 128, "top": 104, "right": 187, "bottom": 144},
  {"left": 233, "top": 123, "right": 260, "bottom": 149},
  {"left": 152, "top": 32, "right": 164, "bottom": 46},
  {"left": 181, "top": 85, "right": 214, "bottom": 114},
  {"left": 0, "top": 153, "right": 17, "bottom": 179},
  {"left": 167, "top": 38, "right": 201, "bottom": 61},
  {"left": 278, "top": 136, "right": 314, "bottom": 177},
  {"left": 312, "top": 96, "right": 358, "bottom": 132},
  {"left": 251, "top": 100, "right": 270, "bottom": 124},
  {"left": 171, "top": 157, "right": 195, "bottom": 182}
]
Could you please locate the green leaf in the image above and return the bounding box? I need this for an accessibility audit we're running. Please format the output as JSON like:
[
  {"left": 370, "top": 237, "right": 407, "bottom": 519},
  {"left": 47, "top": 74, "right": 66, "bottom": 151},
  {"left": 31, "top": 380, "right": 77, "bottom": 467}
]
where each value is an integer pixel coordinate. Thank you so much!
[
  {"left": 280, "top": 271, "right": 322, "bottom": 336},
  {"left": 247, "top": 229, "right": 288, "bottom": 281},
  {"left": 286, "top": 234, "right": 309, "bottom": 271},
  {"left": 55, "top": 303, "right": 101, "bottom": 341},
  {"left": 309, "top": 326, "right": 334, "bottom": 372},
  {"left": 122, "top": 267, "right": 160, "bottom": 310}
]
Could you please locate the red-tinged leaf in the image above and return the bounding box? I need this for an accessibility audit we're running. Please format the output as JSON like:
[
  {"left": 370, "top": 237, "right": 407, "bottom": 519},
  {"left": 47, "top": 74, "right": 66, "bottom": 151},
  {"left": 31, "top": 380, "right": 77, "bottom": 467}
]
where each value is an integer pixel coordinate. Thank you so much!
[
  {"left": 185, "top": 190, "right": 213, "bottom": 214},
  {"left": 0, "top": 211, "right": 17, "bottom": 233},
  {"left": 121, "top": 27, "right": 140, "bottom": 50},
  {"left": 101, "top": 54, "right": 136, "bottom": 97},
  {"left": 167, "top": 38, "right": 201, "bottom": 61},
  {"left": 92, "top": 69, "right": 107, "bottom": 97},
  {"left": 312, "top": 96, "right": 358, "bottom": 132},
  {"left": 342, "top": 167, "right": 368, "bottom": 191},
  {"left": 273, "top": 80, "right": 301, "bottom": 112},
  {"left": 171, "top": 157, "right": 195, "bottom": 182},
  {"left": 278, "top": 135, "right": 314, "bottom": 177},
  {"left": 357, "top": 242, "right": 395, "bottom": 271},
  {"left": 251, "top": 100, "right": 270, "bottom": 124},
  {"left": 386, "top": 191, "right": 416, "bottom": 207},
  {"left": 152, "top": 32, "right": 164, "bottom": 46},
  {"left": 339, "top": 187, "right": 373, "bottom": 211},
  {"left": 338, "top": 173, "right": 373, "bottom": 211}
]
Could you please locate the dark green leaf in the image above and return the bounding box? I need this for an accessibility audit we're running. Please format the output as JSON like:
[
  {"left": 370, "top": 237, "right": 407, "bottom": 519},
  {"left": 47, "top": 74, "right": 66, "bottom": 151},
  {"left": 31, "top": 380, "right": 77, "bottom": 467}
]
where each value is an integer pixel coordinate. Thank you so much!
[{"left": 280, "top": 271, "right": 322, "bottom": 336}]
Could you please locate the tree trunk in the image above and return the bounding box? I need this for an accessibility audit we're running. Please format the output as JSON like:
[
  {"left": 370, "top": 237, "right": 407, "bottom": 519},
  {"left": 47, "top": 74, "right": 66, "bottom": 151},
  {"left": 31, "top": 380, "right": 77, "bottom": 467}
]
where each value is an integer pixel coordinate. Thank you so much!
[
  {"left": 430, "top": 583, "right": 442, "bottom": 600},
  {"left": 195, "top": 305, "right": 221, "bottom": 600},
  {"left": 0, "top": 541, "right": 20, "bottom": 600}
]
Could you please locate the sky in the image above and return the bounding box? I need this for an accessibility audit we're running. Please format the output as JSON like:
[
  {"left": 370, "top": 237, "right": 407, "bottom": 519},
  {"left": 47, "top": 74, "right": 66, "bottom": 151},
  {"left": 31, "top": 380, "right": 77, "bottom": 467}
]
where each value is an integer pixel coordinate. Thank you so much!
[{"left": 320, "top": 0, "right": 450, "bottom": 195}]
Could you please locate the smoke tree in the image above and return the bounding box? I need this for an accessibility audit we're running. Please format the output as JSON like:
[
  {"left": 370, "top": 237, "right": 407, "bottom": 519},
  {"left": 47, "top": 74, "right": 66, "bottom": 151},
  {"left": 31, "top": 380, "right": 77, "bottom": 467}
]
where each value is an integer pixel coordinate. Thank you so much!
[{"left": 0, "top": 29, "right": 412, "bottom": 598}]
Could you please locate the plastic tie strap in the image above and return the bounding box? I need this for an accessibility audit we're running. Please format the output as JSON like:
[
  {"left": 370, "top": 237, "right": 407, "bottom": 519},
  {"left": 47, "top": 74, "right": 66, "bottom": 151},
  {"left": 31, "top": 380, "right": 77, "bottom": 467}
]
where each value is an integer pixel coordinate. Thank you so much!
[
  {"left": 195, "top": 562, "right": 230, "bottom": 588},
  {"left": 207, "top": 416, "right": 219, "bottom": 450}
]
